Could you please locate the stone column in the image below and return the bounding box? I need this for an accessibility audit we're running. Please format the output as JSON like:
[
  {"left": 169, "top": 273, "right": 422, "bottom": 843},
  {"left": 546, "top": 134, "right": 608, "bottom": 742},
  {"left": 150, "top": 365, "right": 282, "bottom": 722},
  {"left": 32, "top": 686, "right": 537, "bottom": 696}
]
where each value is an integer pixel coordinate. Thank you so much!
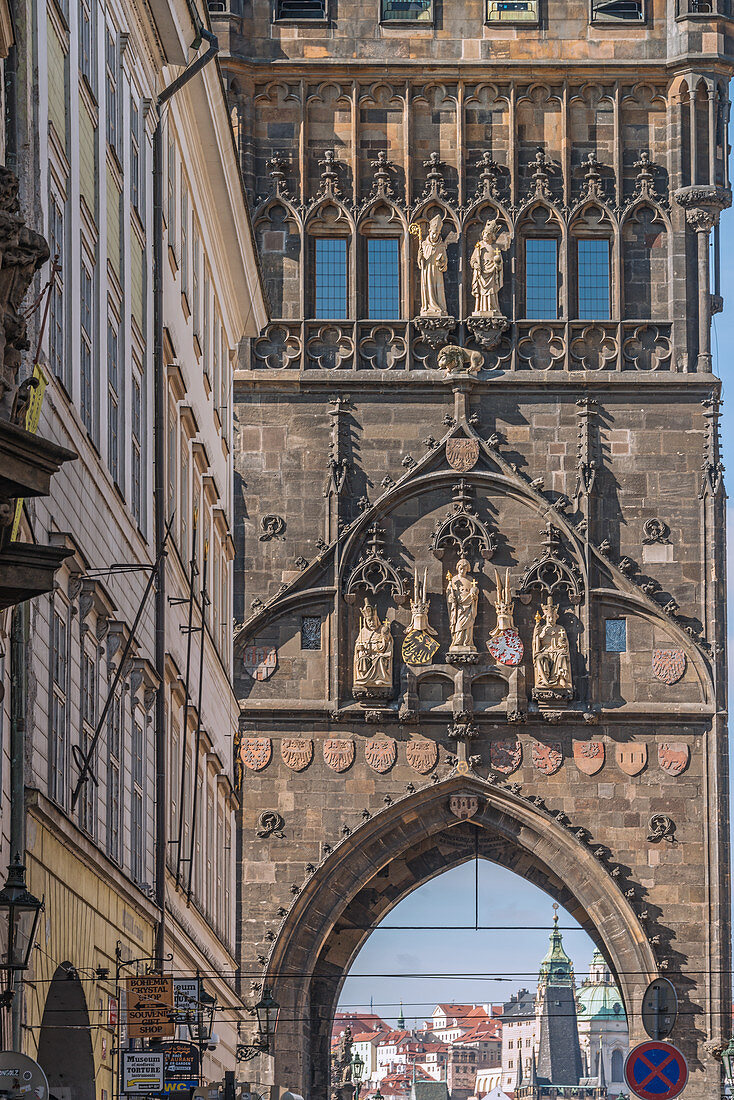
[{"left": 675, "top": 184, "right": 732, "bottom": 372}]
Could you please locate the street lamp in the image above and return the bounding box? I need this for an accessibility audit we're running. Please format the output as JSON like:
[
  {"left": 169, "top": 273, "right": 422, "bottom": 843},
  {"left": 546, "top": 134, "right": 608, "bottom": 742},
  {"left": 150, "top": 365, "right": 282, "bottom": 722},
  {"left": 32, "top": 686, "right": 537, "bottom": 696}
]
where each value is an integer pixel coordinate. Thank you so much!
[
  {"left": 0, "top": 858, "right": 43, "bottom": 1003},
  {"left": 353, "top": 1052, "right": 365, "bottom": 1099},
  {"left": 720, "top": 1038, "right": 734, "bottom": 1094},
  {"left": 236, "top": 986, "right": 281, "bottom": 1062}
]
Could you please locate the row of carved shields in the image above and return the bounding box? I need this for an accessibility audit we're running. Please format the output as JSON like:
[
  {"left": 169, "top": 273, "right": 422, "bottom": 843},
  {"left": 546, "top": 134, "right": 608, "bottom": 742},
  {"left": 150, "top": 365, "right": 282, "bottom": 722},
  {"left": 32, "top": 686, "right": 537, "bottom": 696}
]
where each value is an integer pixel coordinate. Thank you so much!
[
  {"left": 241, "top": 736, "right": 439, "bottom": 774},
  {"left": 240, "top": 736, "right": 690, "bottom": 777}
]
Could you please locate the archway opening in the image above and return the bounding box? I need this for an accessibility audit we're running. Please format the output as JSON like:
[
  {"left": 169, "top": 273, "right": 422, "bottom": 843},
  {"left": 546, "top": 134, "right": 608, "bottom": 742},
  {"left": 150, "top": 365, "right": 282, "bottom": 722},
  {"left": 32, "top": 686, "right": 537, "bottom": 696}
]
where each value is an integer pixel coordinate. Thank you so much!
[
  {"left": 37, "top": 964, "right": 95, "bottom": 1100},
  {"left": 334, "top": 861, "right": 630, "bottom": 1099}
]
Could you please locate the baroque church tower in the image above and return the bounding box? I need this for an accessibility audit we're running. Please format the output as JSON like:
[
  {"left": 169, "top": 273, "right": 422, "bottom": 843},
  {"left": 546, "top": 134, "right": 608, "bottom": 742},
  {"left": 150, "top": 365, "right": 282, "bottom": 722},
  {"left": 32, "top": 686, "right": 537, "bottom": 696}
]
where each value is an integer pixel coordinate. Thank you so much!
[{"left": 213, "top": 3, "right": 733, "bottom": 1098}]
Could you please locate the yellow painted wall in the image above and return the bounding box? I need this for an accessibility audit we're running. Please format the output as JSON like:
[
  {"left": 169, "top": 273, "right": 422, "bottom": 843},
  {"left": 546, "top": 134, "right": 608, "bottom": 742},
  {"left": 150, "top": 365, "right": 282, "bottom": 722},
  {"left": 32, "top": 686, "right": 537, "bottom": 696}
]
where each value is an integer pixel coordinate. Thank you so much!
[
  {"left": 79, "top": 101, "right": 96, "bottom": 217},
  {"left": 107, "top": 167, "right": 121, "bottom": 278},
  {"left": 47, "top": 17, "right": 66, "bottom": 148},
  {"left": 25, "top": 810, "right": 155, "bottom": 1100}
]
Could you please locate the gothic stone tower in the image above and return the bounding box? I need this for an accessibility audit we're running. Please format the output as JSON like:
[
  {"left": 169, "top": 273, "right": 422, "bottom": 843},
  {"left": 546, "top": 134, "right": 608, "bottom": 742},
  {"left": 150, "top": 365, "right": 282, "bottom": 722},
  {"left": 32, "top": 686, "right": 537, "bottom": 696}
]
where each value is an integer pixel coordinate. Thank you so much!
[{"left": 216, "top": 2, "right": 732, "bottom": 1098}]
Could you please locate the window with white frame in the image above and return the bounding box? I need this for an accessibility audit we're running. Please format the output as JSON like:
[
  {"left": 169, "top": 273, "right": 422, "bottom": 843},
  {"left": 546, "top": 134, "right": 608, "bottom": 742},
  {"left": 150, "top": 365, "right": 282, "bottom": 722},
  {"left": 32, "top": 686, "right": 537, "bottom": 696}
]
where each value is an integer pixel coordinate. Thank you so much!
[
  {"left": 192, "top": 223, "right": 200, "bottom": 343},
  {"left": 220, "top": 559, "right": 228, "bottom": 659},
  {"left": 130, "top": 97, "right": 141, "bottom": 216},
  {"left": 48, "top": 190, "right": 66, "bottom": 382},
  {"left": 105, "top": 28, "right": 118, "bottom": 154},
  {"left": 107, "top": 312, "right": 121, "bottom": 484},
  {"left": 180, "top": 438, "right": 190, "bottom": 561},
  {"left": 182, "top": 747, "right": 192, "bottom": 877},
  {"left": 131, "top": 351, "right": 143, "bottom": 528},
  {"left": 78, "top": 0, "right": 93, "bottom": 87},
  {"left": 106, "top": 691, "right": 122, "bottom": 862},
  {"left": 49, "top": 605, "right": 68, "bottom": 807},
  {"left": 203, "top": 266, "right": 211, "bottom": 382},
  {"left": 224, "top": 814, "right": 232, "bottom": 942},
  {"left": 131, "top": 714, "right": 145, "bottom": 882},
  {"left": 79, "top": 644, "right": 97, "bottom": 835},
  {"left": 213, "top": 311, "right": 222, "bottom": 417},
  {"left": 216, "top": 804, "right": 224, "bottom": 932},
  {"left": 80, "top": 247, "right": 95, "bottom": 434},
  {"left": 181, "top": 181, "right": 189, "bottom": 302},
  {"left": 206, "top": 784, "right": 214, "bottom": 914},
  {"left": 167, "top": 400, "right": 176, "bottom": 522},
  {"left": 169, "top": 719, "right": 180, "bottom": 868},
  {"left": 212, "top": 546, "right": 221, "bottom": 649},
  {"left": 194, "top": 760, "right": 203, "bottom": 897},
  {"left": 167, "top": 135, "right": 176, "bottom": 251}
]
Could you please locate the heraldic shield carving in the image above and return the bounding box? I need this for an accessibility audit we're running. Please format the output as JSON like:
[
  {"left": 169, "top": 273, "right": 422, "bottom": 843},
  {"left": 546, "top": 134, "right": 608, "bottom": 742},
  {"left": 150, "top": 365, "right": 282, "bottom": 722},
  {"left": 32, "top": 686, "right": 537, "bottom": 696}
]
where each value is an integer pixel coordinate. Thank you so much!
[
  {"left": 446, "top": 438, "right": 480, "bottom": 472},
  {"left": 573, "top": 741, "right": 605, "bottom": 776},
  {"left": 406, "top": 739, "right": 439, "bottom": 773},
  {"left": 242, "top": 644, "right": 278, "bottom": 681},
  {"left": 616, "top": 743, "right": 648, "bottom": 776},
  {"left": 658, "top": 742, "right": 690, "bottom": 776},
  {"left": 449, "top": 795, "right": 479, "bottom": 820},
  {"left": 323, "top": 739, "right": 355, "bottom": 772},
  {"left": 281, "top": 738, "right": 314, "bottom": 771},
  {"left": 365, "top": 738, "right": 397, "bottom": 773},
  {"left": 490, "top": 739, "right": 523, "bottom": 775},
  {"left": 241, "top": 737, "right": 272, "bottom": 771},
  {"left": 532, "top": 741, "right": 563, "bottom": 776},
  {"left": 652, "top": 649, "right": 687, "bottom": 685}
]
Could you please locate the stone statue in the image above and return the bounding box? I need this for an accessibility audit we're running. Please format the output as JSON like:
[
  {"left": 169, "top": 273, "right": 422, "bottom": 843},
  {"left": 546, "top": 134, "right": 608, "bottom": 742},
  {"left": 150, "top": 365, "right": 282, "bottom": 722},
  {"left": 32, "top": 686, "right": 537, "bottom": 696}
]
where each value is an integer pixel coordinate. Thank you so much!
[
  {"left": 353, "top": 599, "right": 393, "bottom": 695},
  {"left": 446, "top": 559, "right": 479, "bottom": 654},
  {"left": 436, "top": 344, "right": 484, "bottom": 376},
  {"left": 487, "top": 569, "right": 524, "bottom": 667},
  {"left": 532, "top": 597, "right": 573, "bottom": 700},
  {"left": 402, "top": 568, "right": 440, "bottom": 666},
  {"left": 413, "top": 213, "right": 454, "bottom": 317},
  {"left": 471, "top": 220, "right": 506, "bottom": 317}
]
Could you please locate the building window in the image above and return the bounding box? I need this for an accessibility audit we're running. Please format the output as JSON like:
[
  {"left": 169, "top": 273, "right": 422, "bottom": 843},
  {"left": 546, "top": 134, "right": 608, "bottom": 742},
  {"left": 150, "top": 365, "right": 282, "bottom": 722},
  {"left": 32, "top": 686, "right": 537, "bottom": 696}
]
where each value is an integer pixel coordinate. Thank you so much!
[
  {"left": 167, "top": 136, "right": 176, "bottom": 251},
  {"left": 611, "top": 1050, "right": 624, "bottom": 1080},
  {"left": 131, "top": 717, "right": 144, "bottom": 882},
  {"left": 213, "top": 311, "right": 221, "bottom": 412},
  {"left": 275, "top": 0, "right": 327, "bottom": 17},
  {"left": 106, "top": 692, "right": 122, "bottom": 861},
  {"left": 525, "top": 238, "right": 558, "bottom": 318},
  {"left": 314, "top": 238, "right": 348, "bottom": 319},
  {"left": 486, "top": 0, "right": 539, "bottom": 19},
  {"left": 79, "top": 0, "right": 93, "bottom": 86},
  {"left": 49, "top": 607, "right": 68, "bottom": 807},
  {"left": 131, "top": 354, "right": 143, "bottom": 527},
  {"left": 605, "top": 618, "right": 627, "bottom": 653},
  {"left": 80, "top": 252, "right": 94, "bottom": 434},
  {"left": 79, "top": 648, "right": 96, "bottom": 835},
  {"left": 105, "top": 29, "right": 118, "bottom": 153},
  {"left": 131, "top": 98, "right": 140, "bottom": 214},
  {"left": 48, "top": 192, "right": 65, "bottom": 382},
  {"left": 577, "top": 238, "right": 611, "bottom": 319},
  {"left": 107, "top": 316, "right": 120, "bottom": 484},
  {"left": 203, "top": 266, "right": 211, "bottom": 380},
  {"left": 367, "top": 238, "right": 400, "bottom": 319},
  {"left": 192, "top": 224, "right": 201, "bottom": 342},
  {"left": 180, "top": 439, "right": 190, "bottom": 560},
  {"left": 167, "top": 402, "right": 176, "bottom": 522},
  {"left": 592, "top": 0, "right": 644, "bottom": 18},
  {"left": 181, "top": 182, "right": 189, "bottom": 302},
  {"left": 381, "top": 0, "right": 432, "bottom": 20},
  {"left": 302, "top": 616, "right": 321, "bottom": 650}
]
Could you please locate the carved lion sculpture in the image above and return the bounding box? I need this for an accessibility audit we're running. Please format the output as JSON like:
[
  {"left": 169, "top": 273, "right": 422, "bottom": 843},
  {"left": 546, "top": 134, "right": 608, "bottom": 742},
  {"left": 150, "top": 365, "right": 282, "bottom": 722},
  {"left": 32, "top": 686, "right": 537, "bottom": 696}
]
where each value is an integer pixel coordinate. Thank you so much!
[{"left": 436, "top": 344, "right": 484, "bottom": 376}]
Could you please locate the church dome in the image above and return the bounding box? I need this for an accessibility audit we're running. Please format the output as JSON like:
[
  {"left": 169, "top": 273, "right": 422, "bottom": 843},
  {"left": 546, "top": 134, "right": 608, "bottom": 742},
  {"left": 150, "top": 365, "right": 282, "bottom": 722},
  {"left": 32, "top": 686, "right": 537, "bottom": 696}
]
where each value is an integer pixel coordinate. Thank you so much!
[{"left": 576, "top": 977, "right": 625, "bottom": 1020}]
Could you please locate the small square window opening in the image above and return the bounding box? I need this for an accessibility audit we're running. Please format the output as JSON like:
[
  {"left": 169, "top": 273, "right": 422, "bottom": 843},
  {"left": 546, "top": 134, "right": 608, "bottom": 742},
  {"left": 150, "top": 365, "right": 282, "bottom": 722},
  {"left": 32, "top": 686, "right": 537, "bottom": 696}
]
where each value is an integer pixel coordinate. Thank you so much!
[
  {"left": 302, "top": 616, "right": 322, "bottom": 650},
  {"left": 605, "top": 619, "right": 627, "bottom": 653}
]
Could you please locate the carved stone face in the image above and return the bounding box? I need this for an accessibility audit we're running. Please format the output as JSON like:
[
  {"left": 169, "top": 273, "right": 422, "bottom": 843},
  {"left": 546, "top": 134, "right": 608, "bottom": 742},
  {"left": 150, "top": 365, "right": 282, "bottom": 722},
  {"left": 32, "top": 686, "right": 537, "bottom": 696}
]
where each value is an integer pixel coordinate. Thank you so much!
[{"left": 457, "top": 558, "right": 471, "bottom": 577}]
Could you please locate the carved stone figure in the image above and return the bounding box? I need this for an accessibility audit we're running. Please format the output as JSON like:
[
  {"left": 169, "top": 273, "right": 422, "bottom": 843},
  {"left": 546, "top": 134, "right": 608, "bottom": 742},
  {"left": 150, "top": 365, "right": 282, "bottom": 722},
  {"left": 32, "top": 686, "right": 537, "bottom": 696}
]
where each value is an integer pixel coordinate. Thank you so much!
[
  {"left": 471, "top": 220, "right": 505, "bottom": 317},
  {"left": 353, "top": 599, "right": 393, "bottom": 696},
  {"left": 446, "top": 558, "right": 479, "bottom": 655},
  {"left": 402, "top": 568, "right": 439, "bottom": 665},
  {"left": 487, "top": 568, "right": 524, "bottom": 667},
  {"left": 532, "top": 597, "right": 573, "bottom": 701},
  {"left": 414, "top": 214, "right": 451, "bottom": 316},
  {"left": 436, "top": 344, "right": 483, "bottom": 376}
]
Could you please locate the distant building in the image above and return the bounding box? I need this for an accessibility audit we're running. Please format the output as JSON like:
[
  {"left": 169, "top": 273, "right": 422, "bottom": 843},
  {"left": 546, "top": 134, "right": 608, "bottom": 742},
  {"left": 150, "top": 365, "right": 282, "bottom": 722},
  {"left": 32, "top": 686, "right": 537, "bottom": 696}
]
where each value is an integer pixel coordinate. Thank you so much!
[
  {"left": 427, "top": 1005, "right": 479, "bottom": 1044},
  {"left": 576, "top": 951, "right": 629, "bottom": 1097},
  {"left": 500, "top": 989, "right": 537, "bottom": 1094}
]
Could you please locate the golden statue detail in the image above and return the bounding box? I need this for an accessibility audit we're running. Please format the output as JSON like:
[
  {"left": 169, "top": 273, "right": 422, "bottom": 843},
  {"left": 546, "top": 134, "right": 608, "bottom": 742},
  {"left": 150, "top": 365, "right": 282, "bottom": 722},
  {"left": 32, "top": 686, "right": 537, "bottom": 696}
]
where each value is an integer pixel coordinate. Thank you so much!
[
  {"left": 446, "top": 558, "right": 479, "bottom": 662},
  {"left": 532, "top": 596, "right": 573, "bottom": 702}
]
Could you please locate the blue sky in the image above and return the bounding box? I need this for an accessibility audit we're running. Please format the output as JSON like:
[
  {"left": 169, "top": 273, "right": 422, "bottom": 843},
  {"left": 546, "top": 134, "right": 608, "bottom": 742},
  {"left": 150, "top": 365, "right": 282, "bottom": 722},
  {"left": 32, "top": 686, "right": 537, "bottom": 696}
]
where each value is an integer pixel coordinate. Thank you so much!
[{"left": 339, "top": 218, "right": 734, "bottom": 1032}]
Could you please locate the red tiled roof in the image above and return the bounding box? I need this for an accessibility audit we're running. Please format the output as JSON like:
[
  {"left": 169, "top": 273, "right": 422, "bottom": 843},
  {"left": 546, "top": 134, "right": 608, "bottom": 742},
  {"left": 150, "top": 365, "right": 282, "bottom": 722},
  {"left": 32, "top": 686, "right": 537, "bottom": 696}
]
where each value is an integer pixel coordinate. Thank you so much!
[{"left": 434, "top": 1004, "right": 475, "bottom": 1018}]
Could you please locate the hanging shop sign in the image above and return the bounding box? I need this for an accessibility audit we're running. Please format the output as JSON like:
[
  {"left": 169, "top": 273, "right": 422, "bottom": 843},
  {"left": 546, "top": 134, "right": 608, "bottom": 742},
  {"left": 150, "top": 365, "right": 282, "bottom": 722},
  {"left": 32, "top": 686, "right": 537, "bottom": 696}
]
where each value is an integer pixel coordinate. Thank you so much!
[
  {"left": 162, "top": 1042, "right": 200, "bottom": 1079},
  {"left": 122, "top": 1052, "right": 165, "bottom": 1094},
  {"left": 126, "top": 975, "right": 175, "bottom": 1039}
]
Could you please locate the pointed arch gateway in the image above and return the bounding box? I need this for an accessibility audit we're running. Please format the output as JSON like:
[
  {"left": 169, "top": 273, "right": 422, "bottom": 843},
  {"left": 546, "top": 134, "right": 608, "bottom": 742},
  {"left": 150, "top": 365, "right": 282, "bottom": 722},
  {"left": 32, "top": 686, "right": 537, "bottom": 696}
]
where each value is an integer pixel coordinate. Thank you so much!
[{"left": 265, "top": 773, "right": 656, "bottom": 1098}]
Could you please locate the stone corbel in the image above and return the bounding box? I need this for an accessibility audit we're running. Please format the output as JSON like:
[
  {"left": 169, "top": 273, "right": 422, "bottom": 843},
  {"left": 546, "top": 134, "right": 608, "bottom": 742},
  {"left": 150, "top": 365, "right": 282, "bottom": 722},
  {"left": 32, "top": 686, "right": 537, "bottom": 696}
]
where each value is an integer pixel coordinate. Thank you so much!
[
  {"left": 105, "top": 620, "right": 135, "bottom": 674},
  {"left": 128, "top": 656, "right": 160, "bottom": 711},
  {"left": 675, "top": 185, "right": 732, "bottom": 371}
]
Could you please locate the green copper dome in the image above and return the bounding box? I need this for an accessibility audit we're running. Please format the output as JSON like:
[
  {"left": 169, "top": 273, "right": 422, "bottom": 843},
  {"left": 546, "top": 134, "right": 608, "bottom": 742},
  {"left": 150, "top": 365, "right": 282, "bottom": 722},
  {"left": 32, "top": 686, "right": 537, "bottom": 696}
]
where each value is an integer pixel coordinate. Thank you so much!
[
  {"left": 538, "top": 908, "right": 575, "bottom": 988},
  {"left": 577, "top": 952, "right": 625, "bottom": 1019}
]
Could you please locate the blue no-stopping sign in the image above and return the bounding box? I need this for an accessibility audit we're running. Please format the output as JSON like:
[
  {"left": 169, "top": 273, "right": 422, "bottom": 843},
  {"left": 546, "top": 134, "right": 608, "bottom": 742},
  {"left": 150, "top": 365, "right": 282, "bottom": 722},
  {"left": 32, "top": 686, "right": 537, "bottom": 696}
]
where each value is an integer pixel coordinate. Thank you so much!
[{"left": 624, "top": 1041, "right": 688, "bottom": 1100}]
